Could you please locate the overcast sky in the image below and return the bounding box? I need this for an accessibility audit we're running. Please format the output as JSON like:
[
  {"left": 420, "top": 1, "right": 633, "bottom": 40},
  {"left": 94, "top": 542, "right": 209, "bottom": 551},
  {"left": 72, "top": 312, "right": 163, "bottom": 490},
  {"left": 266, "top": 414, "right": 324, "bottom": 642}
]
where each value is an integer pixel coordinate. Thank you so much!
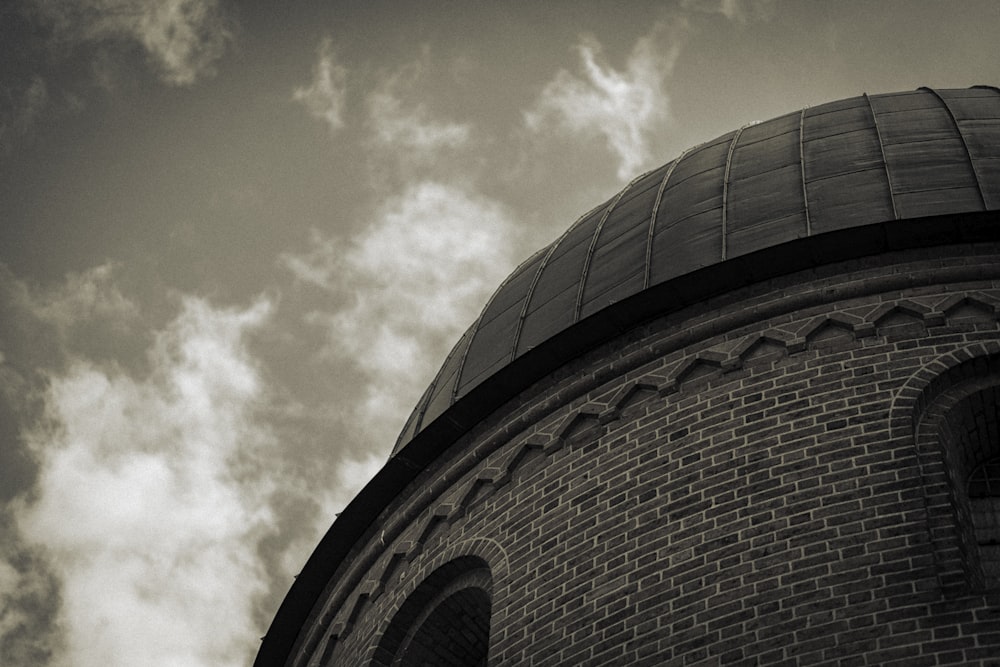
[{"left": 1, "top": 1, "right": 999, "bottom": 665}]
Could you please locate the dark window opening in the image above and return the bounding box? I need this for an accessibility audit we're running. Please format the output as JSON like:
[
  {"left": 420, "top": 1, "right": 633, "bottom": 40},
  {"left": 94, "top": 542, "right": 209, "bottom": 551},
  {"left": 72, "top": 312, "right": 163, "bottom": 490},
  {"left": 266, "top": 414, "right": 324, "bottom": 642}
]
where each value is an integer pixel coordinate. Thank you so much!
[
  {"left": 926, "top": 377, "right": 1000, "bottom": 592},
  {"left": 371, "top": 556, "right": 492, "bottom": 667},
  {"left": 396, "top": 587, "right": 490, "bottom": 667},
  {"left": 968, "top": 456, "right": 1000, "bottom": 583}
]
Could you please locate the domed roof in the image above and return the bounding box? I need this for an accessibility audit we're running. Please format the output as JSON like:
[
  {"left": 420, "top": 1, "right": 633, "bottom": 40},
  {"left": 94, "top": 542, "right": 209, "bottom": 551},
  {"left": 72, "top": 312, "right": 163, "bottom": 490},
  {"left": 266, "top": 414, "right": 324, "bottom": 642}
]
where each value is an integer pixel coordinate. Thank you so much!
[{"left": 393, "top": 86, "right": 1000, "bottom": 455}]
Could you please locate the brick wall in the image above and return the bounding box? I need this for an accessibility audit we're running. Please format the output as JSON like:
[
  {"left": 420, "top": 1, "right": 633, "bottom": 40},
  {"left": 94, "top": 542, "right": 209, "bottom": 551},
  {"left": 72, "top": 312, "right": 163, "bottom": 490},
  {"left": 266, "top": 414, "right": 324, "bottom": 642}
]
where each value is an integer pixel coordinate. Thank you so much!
[{"left": 299, "top": 245, "right": 1000, "bottom": 667}]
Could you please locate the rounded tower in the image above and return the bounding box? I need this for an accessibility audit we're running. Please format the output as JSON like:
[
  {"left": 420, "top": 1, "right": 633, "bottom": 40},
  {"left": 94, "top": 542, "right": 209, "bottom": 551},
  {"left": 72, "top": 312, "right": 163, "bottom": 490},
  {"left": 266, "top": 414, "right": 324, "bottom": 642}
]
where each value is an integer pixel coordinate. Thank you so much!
[{"left": 259, "top": 86, "right": 1000, "bottom": 666}]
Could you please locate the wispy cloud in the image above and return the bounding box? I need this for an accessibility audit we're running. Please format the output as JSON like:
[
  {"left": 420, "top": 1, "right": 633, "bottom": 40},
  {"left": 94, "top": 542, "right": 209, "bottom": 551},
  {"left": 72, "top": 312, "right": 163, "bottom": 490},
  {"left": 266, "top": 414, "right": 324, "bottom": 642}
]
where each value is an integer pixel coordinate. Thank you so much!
[
  {"left": 0, "top": 77, "right": 48, "bottom": 154},
  {"left": 279, "top": 228, "right": 342, "bottom": 292},
  {"left": 525, "top": 22, "right": 683, "bottom": 180},
  {"left": 680, "top": 0, "right": 776, "bottom": 23},
  {"left": 135, "top": 0, "right": 234, "bottom": 85},
  {"left": 283, "top": 182, "right": 520, "bottom": 446},
  {"left": 293, "top": 37, "right": 348, "bottom": 133},
  {"left": 30, "top": 0, "right": 234, "bottom": 86},
  {"left": 285, "top": 47, "right": 517, "bottom": 448},
  {"left": 367, "top": 64, "right": 471, "bottom": 156},
  {"left": 0, "top": 263, "right": 143, "bottom": 379},
  {"left": 27, "top": 264, "right": 139, "bottom": 335}
]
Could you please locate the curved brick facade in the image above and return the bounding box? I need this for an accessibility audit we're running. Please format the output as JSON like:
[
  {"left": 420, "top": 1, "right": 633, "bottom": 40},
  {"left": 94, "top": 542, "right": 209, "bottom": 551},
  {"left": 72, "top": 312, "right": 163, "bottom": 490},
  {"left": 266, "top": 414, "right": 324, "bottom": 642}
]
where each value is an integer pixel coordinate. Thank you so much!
[
  {"left": 287, "top": 244, "right": 1000, "bottom": 666},
  {"left": 257, "top": 87, "right": 1000, "bottom": 666}
]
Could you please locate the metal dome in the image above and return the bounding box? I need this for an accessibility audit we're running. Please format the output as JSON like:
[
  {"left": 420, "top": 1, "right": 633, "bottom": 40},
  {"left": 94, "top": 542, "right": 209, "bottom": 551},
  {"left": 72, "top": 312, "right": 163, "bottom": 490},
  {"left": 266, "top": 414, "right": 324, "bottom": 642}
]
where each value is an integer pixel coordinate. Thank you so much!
[{"left": 393, "top": 86, "right": 1000, "bottom": 455}]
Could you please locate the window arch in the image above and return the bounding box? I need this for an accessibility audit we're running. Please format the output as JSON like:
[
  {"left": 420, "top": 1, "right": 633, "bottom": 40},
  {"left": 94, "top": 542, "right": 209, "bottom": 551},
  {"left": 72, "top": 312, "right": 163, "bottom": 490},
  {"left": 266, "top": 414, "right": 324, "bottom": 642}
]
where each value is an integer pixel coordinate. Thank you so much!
[
  {"left": 934, "top": 382, "right": 1000, "bottom": 589},
  {"left": 909, "top": 352, "right": 1000, "bottom": 593},
  {"left": 371, "top": 556, "right": 492, "bottom": 667}
]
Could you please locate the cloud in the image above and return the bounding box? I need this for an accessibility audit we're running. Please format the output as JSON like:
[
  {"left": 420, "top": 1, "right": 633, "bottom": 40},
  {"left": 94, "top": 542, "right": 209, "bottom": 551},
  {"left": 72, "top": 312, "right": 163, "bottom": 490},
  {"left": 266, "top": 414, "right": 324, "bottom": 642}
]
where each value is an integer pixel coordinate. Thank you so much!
[
  {"left": 0, "top": 77, "right": 48, "bottom": 154},
  {"left": 0, "top": 264, "right": 148, "bottom": 666},
  {"left": 0, "top": 263, "right": 144, "bottom": 376},
  {"left": 0, "top": 518, "right": 63, "bottom": 666},
  {"left": 286, "top": 48, "right": 521, "bottom": 449},
  {"left": 279, "top": 228, "right": 342, "bottom": 291},
  {"left": 0, "top": 260, "right": 393, "bottom": 664},
  {"left": 367, "top": 65, "right": 471, "bottom": 156},
  {"left": 27, "top": 264, "right": 139, "bottom": 334},
  {"left": 29, "top": 0, "right": 233, "bottom": 86},
  {"left": 368, "top": 89, "right": 470, "bottom": 154},
  {"left": 293, "top": 37, "right": 348, "bottom": 133},
  {"left": 135, "top": 0, "right": 234, "bottom": 85},
  {"left": 283, "top": 182, "right": 520, "bottom": 447},
  {"left": 10, "top": 294, "right": 291, "bottom": 666},
  {"left": 680, "top": 0, "right": 775, "bottom": 23},
  {"left": 525, "top": 23, "right": 683, "bottom": 180}
]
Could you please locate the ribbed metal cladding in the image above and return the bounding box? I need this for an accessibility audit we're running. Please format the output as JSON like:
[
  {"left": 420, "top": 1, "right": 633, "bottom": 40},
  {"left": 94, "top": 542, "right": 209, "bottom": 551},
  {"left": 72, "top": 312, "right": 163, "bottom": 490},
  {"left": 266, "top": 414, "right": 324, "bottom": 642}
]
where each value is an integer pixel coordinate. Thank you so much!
[{"left": 394, "top": 87, "right": 1000, "bottom": 455}]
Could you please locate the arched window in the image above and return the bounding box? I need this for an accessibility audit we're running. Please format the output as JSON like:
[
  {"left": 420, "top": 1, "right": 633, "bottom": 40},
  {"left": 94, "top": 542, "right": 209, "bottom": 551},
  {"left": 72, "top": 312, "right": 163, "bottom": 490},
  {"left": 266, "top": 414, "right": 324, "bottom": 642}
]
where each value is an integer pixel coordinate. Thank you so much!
[
  {"left": 968, "top": 456, "right": 1000, "bottom": 582},
  {"left": 913, "top": 359, "right": 1000, "bottom": 593},
  {"left": 937, "top": 383, "right": 1000, "bottom": 589},
  {"left": 372, "top": 556, "right": 492, "bottom": 667}
]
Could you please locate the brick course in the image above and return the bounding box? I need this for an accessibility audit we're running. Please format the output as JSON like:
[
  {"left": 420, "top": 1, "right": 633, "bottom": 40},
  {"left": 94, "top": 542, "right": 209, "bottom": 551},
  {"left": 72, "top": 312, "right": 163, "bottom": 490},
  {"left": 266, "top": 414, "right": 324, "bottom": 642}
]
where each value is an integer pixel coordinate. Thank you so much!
[{"left": 298, "top": 245, "right": 1000, "bottom": 666}]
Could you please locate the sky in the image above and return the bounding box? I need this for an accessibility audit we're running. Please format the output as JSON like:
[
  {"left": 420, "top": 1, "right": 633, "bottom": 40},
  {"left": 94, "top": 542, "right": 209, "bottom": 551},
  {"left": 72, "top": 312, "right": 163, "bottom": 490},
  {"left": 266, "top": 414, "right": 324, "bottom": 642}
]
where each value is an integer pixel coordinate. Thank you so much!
[{"left": 1, "top": 1, "right": 999, "bottom": 665}]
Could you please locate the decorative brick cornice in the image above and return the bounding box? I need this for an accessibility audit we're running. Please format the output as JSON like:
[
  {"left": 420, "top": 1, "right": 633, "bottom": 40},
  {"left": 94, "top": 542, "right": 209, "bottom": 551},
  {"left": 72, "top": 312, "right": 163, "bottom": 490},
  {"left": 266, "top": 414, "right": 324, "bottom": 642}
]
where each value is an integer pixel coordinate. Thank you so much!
[{"left": 298, "top": 276, "right": 1000, "bottom": 667}]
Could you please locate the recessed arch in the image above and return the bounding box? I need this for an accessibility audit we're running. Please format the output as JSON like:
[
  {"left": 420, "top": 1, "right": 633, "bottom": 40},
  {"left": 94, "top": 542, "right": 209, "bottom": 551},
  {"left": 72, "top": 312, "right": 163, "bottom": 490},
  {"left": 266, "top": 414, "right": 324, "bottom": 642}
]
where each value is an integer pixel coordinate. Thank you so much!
[
  {"left": 901, "top": 348, "right": 1000, "bottom": 594},
  {"left": 370, "top": 556, "right": 492, "bottom": 667}
]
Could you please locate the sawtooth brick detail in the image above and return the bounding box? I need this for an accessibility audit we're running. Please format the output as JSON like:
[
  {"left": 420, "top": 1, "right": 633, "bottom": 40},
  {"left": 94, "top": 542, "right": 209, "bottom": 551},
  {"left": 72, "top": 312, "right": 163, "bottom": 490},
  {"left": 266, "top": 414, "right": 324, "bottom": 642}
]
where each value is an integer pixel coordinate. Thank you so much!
[{"left": 301, "top": 246, "right": 1000, "bottom": 667}]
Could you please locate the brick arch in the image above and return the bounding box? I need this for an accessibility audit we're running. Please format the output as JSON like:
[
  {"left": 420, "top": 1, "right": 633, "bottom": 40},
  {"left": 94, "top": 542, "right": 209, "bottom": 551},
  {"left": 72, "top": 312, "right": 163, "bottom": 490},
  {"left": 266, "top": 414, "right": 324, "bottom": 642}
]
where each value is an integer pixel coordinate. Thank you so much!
[
  {"left": 886, "top": 341, "right": 1000, "bottom": 442},
  {"left": 888, "top": 344, "right": 1000, "bottom": 596},
  {"left": 369, "top": 556, "right": 493, "bottom": 667},
  {"left": 352, "top": 537, "right": 507, "bottom": 666}
]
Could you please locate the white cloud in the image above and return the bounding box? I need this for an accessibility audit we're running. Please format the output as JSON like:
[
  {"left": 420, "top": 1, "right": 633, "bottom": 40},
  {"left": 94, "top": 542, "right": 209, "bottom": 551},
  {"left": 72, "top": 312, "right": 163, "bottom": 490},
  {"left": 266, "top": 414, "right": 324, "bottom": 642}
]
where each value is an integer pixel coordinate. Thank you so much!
[
  {"left": 31, "top": 0, "right": 234, "bottom": 86},
  {"left": 293, "top": 37, "right": 348, "bottom": 133},
  {"left": 285, "top": 182, "right": 520, "bottom": 445},
  {"left": 367, "top": 69, "right": 471, "bottom": 155},
  {"left": 525, "top": 23, "right": 682, "bottom": 180},
  {"left": 135, "top": 0, "right": 233, "bottom": 85},
  {"left": 369, "top": 89, "right": 470, "bottom": 153},
  {"left": 680, "top": 0, "right": 775, "bottom": 23},
  {"left": 15, "top": 295, "right": 282, "bottom": 667}
]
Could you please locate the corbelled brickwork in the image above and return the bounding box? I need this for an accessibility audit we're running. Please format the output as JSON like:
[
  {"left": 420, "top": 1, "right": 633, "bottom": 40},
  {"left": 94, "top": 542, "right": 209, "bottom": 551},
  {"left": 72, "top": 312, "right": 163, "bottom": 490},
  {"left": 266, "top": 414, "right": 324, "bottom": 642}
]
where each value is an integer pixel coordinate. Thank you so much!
[{"left": 294, "top": 245, "right": 1000, "bottom": 666}]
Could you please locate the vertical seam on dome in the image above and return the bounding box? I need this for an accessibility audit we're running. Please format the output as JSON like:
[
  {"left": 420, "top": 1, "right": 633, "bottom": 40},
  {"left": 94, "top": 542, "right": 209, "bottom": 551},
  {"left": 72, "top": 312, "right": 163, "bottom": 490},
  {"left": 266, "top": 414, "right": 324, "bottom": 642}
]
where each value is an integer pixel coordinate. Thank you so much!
[
  {"left": 974, "top": 84, "right": 1000, "bottom": 205},
  {"left": 573, "top": 174, "right": 645, "bottom": 322},
  {"left": 799, "top": 108, "right": 811, "bottom": 236},
  {"left": 412, "top": 328, "right": 468, "bottom": 436},
  {"left": 450, "top": 312, "right": 485, "bottom": 404},
  {"left": 721, "top": 126, "right": 747, "bottom": 260},
  {"left": 920, "top": 86, "right": 988, "bottom": 209},
  {"left": 864, "top": 92, "right": 899, "bottom": 219},
  {"left": 510, "top": 205, "right": 603, "bottom": 360},
  {"left": 644, "top": 150, "right": 690, "bottom": 289},
  {"left": 415, "top": 358, "right": 446, "bottom": 433},
  {"left": 452, "top": 248, "right": 543, "bottom": 402}
]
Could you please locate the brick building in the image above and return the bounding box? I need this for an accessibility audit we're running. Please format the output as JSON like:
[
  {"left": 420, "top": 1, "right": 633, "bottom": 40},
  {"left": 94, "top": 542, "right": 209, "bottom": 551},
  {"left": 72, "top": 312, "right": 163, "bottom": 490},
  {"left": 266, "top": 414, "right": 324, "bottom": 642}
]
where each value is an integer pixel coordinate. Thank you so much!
[{"left": 258, "top": 87, "right": 1000, "bottom": 666}]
